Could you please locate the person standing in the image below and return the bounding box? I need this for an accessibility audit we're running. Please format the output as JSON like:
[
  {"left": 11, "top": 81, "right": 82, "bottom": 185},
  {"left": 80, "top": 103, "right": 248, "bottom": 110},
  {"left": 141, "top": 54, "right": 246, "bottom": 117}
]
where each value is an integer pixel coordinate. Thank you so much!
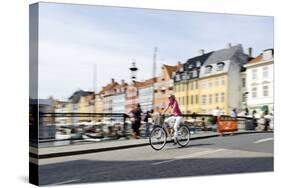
[
  {"left": 143, "top": 109, "right": 153, "bottom": 138},
  {"left": 230, "top": 108, "right": 237, "bottom": 118},
  {"left": 212, "top": 106, "right": 221, "bottom": 125},
  {"left": 130, "top": 104, "right": 143, "bottom": 139}
]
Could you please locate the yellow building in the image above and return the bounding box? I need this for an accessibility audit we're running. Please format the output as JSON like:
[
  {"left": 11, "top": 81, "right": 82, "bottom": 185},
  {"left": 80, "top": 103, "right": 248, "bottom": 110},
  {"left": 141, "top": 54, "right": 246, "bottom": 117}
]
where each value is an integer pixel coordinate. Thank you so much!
[
  {"left": 174, "top": 44, "right": 249, "bottom": 115},
  {"left": 198, "top": 74, "right": 228, "bottom": 114},
  {"left": 198, "top": 44, "right": 249, "bottom": 114},
  {"left": 174, "top": 51, "right": 213, "bottom": 114},
  {"left": 94, "top": 94, "right": 103, "bottom": 114}
]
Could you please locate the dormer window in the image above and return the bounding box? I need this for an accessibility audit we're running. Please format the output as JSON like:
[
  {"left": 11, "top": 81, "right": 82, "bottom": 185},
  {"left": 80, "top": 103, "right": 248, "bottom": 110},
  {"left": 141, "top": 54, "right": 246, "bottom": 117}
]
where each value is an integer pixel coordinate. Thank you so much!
[
  {"left": 193, "top": 70, "right": 198, "bottom": 77},
  {"left": 175, "top": 74, "right": 181, "bottom": 81},
  {"left": 196, "top": 61, "right": 201, "bottom": 67},
  {"left": 204, "top": 65, "right": 212, "bottom": 74},
  {"left": 179, "top": 67, "right": 184, "bottom": 72},
  {"left": 216, "top": 62, "right": 225, "bottom": 71},
  {"left": 188, "top": 64, "right": 193, "bottom": 69}
]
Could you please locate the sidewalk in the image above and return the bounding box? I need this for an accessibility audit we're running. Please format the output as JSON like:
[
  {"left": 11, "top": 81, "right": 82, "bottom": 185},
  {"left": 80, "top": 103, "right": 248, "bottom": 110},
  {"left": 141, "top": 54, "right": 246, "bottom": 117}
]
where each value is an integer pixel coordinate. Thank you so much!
[{"left": 30, "top": 130, "right": 272, "bottom": 159}]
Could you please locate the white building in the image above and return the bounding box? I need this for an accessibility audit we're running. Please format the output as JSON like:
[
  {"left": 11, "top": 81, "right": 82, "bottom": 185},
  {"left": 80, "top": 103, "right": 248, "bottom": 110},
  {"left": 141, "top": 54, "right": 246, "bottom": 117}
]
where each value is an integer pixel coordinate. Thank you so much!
[
  {"left": 244, "top": 49, "right": 274, "bottom": 115},
  {"left": 112, "top": 93, "right": 126, "bottom": 113},
  {"left": 139, "top": 86, "right": 154, "bottom": 112}
]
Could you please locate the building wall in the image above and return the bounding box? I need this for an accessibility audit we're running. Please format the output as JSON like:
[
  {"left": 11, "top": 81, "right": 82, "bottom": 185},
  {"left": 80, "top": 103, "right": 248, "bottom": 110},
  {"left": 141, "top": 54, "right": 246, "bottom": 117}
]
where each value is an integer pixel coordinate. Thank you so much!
[
  {"left": 125, "top": 85, "right": 138, "bottom": 113},
  {"left": 246, "top": 61, "right": 274, "bottom": 114},
  {"left": 154, "top": 68, "right": 174, "bottom": 112},
  {"left": 103, "top": 95, "right": 113, "bottom": 113},
  {"left": 112, "top": 93, "right": 126, "bottom": 113},
  {"left": 174, "top": 80, "right": 188, "bottom": 114},
  {"left": 199, "top": 74, "right": 228, "bottom": 114},
  {"left": 227, "top": 61, "right": 244, "bottom": 113},
  {"left": 94, "top": 95, "right": 104, "bottom": 113},
  {"left": 139, "top": 86, "right": 153, "bottom": 112}
]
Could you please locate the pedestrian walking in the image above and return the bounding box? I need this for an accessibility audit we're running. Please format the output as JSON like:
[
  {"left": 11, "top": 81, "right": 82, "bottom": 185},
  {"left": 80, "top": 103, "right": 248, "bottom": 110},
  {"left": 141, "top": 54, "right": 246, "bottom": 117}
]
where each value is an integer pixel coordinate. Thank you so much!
[{"left": 130, "top": 104, "right": 143, "bottom": 139}]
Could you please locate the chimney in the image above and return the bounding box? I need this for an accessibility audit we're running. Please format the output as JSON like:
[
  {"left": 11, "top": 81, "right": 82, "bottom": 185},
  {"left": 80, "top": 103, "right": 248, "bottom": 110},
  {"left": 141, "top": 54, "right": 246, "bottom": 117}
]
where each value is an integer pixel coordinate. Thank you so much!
[
  {"left": 198, "top": 49, "right": 205, "bottom": 56},
  {"left": 262, "top": 49, "right": 273, "bottom": 60},
  {"left": 121, "top": 79, "right": 125, "bottom": 85},
  {"left": 111, "top": 78, "right": 115, "bottom": 83},
  {"left": 226, "top": 43, "right": 232, "bottom": 48},
  {"left": 248, "top": 47, "right": 253, "bottom": 57}
]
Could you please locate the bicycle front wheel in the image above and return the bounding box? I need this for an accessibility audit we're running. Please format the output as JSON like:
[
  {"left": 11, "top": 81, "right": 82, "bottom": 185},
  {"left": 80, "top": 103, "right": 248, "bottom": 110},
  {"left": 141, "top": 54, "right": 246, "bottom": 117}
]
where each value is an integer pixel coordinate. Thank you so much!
[
  {"left": 176, "top": 125, "right": 190, "bottom": 147},
  {"left": 149, "top": 126, "right": 167, "bottom": 151}
]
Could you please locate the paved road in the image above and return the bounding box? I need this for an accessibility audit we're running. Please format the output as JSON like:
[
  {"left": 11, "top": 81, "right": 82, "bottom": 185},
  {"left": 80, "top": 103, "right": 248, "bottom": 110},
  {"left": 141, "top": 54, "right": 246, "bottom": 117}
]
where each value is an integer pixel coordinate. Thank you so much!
[{"left": 38, "top": 133, "right": 273, "bottom": 186}]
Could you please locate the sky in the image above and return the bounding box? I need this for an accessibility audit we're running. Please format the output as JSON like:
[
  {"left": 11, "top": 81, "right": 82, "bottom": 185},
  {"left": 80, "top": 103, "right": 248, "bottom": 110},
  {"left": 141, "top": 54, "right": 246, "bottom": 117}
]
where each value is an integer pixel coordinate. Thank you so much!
[{"left": 37, "top": 2, "right": 274, "bottom": 100}]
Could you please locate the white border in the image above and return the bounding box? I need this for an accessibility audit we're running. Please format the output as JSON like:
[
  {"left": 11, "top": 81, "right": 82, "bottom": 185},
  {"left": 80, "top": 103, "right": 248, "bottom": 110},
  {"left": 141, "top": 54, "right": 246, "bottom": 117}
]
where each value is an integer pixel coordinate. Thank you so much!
[{"left": 0, "top": 0, "right": 279, "bottom": 188}]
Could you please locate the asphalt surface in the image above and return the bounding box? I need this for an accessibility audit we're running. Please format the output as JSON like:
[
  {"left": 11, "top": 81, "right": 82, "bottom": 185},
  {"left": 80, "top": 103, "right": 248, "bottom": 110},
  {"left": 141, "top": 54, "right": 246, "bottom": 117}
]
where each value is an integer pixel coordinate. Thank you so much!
[{"left": 38, "top": 132, "right": 273, "bottom": 186}]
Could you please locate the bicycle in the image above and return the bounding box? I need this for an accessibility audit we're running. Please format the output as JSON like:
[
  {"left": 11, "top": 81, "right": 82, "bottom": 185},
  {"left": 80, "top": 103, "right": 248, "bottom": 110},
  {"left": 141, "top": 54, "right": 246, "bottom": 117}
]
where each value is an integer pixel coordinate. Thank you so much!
[{"left": 149, "top": 114, "right": 191, "bottom": 151}]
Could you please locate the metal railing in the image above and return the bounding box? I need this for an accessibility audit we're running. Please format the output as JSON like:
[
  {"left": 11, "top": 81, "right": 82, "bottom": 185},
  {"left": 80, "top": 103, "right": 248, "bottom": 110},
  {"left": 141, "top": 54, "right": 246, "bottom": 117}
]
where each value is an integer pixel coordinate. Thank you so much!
[{"left": 29, "top": 112, "right": 255, "bottom": 147}]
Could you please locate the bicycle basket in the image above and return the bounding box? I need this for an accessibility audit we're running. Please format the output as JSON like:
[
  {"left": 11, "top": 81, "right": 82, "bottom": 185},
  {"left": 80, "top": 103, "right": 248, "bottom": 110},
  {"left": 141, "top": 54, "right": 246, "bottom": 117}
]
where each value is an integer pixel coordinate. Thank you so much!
[{"left": 154, "top": 115, "right": 165, "bottom": 125}]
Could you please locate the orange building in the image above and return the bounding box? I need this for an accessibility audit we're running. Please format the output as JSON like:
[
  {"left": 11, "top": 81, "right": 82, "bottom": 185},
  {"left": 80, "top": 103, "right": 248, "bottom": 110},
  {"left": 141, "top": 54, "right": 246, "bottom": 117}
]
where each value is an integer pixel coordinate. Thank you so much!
[{"left": 153, "top": 64, "right": 181, "bottom": 113}]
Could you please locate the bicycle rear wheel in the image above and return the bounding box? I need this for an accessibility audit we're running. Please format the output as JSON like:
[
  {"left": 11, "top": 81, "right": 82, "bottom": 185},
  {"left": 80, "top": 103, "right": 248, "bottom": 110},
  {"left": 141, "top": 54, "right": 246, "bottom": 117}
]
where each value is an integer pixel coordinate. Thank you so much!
[
  {"left": 176, "top": 125, "right": 190, "bottom": 147},
  {"left": 149, "top": 126, "right": 167, "bottom": 151}
]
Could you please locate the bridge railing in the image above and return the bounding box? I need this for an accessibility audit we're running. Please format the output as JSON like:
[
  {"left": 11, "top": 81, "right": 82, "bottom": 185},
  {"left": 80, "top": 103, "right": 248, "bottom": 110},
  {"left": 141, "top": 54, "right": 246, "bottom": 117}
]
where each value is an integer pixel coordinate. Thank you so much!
[{"left": 29, "top": 112, "right": 254, "bottom": 146}]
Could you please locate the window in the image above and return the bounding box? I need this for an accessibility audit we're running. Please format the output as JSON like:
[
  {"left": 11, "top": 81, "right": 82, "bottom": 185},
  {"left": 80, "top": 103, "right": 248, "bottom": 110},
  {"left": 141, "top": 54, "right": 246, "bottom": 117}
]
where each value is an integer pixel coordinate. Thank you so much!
[
  {"left": 252, "top": 69, "right": 258, "bottom": 80},
  {"left": 196, "top": 61, "right": 201, "bottom": 67},
  {"left": 242, "top": 78, "right": 246, "bottom": 87},
  {"left": 215, "top": 93, "right": 219, "bottom": 103},
  {"left": 201, "top": 82, "right": 205, "bottom": 89},
  {"left": 205, "top": 65, "right": 212, "bottom": 74},
  {"left": 215, "top": 78, "right": 219, "bottom": 86},
  {"left": 221, "top": 78, "right": 225, "bottom": 86},
  {"left": 209, "top": 94, "right": 212, "bottom": 104},
  {"left": 179, "top": 67, "right": 184, "bottom": 72},
  {"left": 193, "top": 70, "right": 198, "bottom": 77},
  {"left": 263, "top": 67, "right": 269, "bottom": 78},
  {"left": 188, "top": 64, "right": 193, "bottom": 69},
  {"left": 191, "top": 95, "right": 194, "bottom": 105},
  {"left": 195, "top": 81, "right": 198, "bottom": 89},
  {"left": 209, "top": 80, "right": 212, "bottom": 88},
  {"left": 190, "top": 82, "right": 194, "bottom": 90},
  {"left": 263, "top": 85, "right": 269, "bottom": 97},
  {"left": 175, "top": 74, "right": 181, "bottom": 81},
  {"left": 220, "top": 93, "right": 225, "bottom": 102},
  {"left": 201, "top": 95, "right": 206, "bottom": 105},
  {"left": 216, "top": 62, "right": 225, "bottom": 71},
  {"left": 182, "top": 96, "right": 185, "bottom": 105},
  {"left": 252, "top": 87, "right": 257, "bottom": 98},
  {"left": 186, "top": 96, "right": 189, "bottom": 105},
  {"left": 195, "top": 95, "right": 199, "bottom": 104}
]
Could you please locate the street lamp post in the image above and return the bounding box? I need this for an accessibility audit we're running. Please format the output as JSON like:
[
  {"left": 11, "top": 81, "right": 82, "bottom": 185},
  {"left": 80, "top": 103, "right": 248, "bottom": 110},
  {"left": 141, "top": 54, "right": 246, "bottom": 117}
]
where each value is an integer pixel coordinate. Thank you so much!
[
  {"left": 129, "top": 62, "right": 138, "bottom": 82},
  {"left": 129, "top": 62, "right": 138, "bottom": 111}
]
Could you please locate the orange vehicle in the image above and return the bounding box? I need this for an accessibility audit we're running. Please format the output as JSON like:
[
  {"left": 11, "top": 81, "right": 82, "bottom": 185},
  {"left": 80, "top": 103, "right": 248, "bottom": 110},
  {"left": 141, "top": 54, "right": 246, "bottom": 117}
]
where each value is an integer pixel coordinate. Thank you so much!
[{"left": 217, "top": 116, "right": 238, "bottom": 133}]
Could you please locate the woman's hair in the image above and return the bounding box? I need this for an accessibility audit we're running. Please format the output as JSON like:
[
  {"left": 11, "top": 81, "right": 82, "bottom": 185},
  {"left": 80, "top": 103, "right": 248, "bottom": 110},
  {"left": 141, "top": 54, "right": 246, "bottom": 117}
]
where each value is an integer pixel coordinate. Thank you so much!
[{"left": 168, "top": 94, "right": 175, "bottom": 100}]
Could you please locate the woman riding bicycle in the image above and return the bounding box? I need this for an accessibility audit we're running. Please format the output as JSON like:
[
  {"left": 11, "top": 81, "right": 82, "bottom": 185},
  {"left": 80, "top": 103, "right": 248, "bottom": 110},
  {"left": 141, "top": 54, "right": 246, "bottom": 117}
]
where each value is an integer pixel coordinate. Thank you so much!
[{"left": 161, "top": 94, "right": 183, "bottom": 141}]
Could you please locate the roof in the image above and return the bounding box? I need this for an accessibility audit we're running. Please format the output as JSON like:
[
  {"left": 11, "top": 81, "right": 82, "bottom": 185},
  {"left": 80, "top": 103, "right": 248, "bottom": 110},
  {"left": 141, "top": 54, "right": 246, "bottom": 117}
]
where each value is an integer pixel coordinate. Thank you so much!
[
  {"left": 185, "top": 51, "right": 214, "bottom": 67},
  {"left": 162, "top": 64, "right": 182, "bottom": 78},
  {"left": 99, "top": 82, "right": 118, "bottom": 95},
  {"left": 134, "top": 77, "right": 156, "bottom": 88},
  {"left": 204, "top": 44, "right": 243, "bottom": 66},
  {"left": 248, "top": 54, "right": 263, "bottom": 64},
  {"left": 68, "top": 90, "right": 94, "bottom": 103}
]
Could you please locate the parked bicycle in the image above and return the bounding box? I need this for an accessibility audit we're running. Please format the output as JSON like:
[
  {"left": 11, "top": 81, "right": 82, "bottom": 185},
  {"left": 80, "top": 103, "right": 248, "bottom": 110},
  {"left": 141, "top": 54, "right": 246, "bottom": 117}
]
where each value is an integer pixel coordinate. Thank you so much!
[{"left": 149, "top": 114, "right": 191, "bottom": 150}]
